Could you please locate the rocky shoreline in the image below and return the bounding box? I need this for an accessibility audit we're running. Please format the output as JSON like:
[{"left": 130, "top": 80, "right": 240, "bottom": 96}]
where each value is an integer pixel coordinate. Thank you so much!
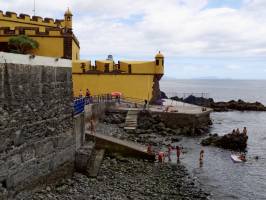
[
  {"left": 15, "top": 110, "right": 211, "bottom": 200},
  {"left": 169, "top": 95, "right": 266, "bottom": 112},
  {"left": 16, "top": 155, "right": 210, "bottom": 200}
]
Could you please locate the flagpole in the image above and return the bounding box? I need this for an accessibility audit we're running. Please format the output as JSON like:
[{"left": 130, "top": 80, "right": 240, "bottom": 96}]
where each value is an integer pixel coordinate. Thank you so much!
[{"left": 33, "top": 0, "right": 36, "bottom": 16}]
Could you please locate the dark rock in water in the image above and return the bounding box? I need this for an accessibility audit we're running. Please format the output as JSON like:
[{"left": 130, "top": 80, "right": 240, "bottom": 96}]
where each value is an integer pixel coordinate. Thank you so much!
[
  {"left": 160, "top": 91, "right": 168, "bottom": 99},
  {"left": 184, "top": 95, "right": 214, "bottom": 107},
  {"left": 201, "top": 132, "right": 248, "bottom": 151},
  {"left": 170, "top": 95, "right": 266, "bottom": 112}
]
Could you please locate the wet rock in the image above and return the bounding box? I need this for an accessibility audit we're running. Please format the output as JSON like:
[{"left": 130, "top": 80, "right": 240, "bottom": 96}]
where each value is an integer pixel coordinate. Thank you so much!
[
  {"left": 201, "top": 133, "right": 248, "bottom": 151},
  {"left": 160, "top": 91, "right": 168, "bottom": 99},
  {"left": 170, "top": 95, "right": 266, "bottom": 112}
]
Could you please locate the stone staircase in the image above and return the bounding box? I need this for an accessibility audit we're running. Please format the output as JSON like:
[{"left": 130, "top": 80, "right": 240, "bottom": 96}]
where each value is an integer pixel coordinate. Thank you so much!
[
  {"left": 87, "top": 148, "right": 105, "bottom": 177},
  {"left": 124, "top": 109, "right": 139, "bottom": 130}
]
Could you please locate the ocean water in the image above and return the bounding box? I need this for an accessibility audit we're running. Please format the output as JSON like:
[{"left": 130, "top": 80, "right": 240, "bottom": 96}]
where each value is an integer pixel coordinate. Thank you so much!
[
  {"left": 161, "top": 79, "right": 266, "bottom": 200},
  {"left": 161, "top": 79, "right": 266, "bottom": 104}
]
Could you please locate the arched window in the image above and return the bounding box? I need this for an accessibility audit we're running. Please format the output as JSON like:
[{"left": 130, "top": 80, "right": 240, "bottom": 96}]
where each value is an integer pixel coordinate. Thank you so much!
[{"left": 156, "top": 59, "right": 159, "bottom": 66}]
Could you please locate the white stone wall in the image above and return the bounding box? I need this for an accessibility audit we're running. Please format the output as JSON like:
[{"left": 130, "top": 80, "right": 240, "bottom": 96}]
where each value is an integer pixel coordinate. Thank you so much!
[{"left": 0, "top": 52, "right": 71, "bottom": 68}]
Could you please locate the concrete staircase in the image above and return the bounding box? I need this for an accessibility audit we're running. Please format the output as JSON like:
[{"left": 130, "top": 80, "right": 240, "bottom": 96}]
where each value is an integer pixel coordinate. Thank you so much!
[
  {"left": 87, "top": 148, "right": 105, "bottom": 177},
  {"left": 124, "top": 109, "right": 139, "bottom": 130}
]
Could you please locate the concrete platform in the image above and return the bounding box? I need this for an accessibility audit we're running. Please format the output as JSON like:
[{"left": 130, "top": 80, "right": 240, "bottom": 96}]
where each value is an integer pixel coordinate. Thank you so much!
[
  {"left": 110, "top": 99, "right": 212, "bottom": 134},
  {"left": 86, "top": 132, "right": 155, "bottom": 161},
  {"left": 115, "top": 99, "right": 212, "bottom": 115}
]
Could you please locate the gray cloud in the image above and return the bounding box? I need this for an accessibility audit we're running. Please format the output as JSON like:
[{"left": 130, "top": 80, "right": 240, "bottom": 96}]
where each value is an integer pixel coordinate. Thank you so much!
[{"left": 1, "top": 0, "right": 266, "bottom": 59}]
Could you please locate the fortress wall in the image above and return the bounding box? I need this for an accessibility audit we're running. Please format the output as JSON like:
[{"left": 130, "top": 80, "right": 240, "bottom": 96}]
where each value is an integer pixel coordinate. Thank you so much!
[
  {"left": 0, "top": 53, "right": 75, "bottom": 197},
  {"left": 72, "top": 74, "right": 155, "bottom": 101},
  {"left": 0, "top": 10, "right": 62, "bottom": 28}
]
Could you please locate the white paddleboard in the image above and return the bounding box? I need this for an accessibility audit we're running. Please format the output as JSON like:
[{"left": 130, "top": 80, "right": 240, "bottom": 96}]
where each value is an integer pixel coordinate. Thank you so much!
[{"left": 231, "top": 154, "right": 244, "bottom": 163}]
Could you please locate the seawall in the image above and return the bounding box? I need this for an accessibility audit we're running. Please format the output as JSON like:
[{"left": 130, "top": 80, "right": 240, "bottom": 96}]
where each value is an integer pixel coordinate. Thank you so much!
[{"left": 0, "top": 53, "right": 76, "bottom": 198}]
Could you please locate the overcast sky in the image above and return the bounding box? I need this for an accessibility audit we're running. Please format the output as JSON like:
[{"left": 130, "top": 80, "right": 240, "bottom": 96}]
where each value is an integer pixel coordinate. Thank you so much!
[{"left": 1, "top": 0, "right": 266, "bottom": 79}]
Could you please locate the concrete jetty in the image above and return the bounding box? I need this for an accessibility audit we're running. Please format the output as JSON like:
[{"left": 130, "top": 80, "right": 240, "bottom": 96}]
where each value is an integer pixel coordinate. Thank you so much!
[
  {"left": 112, "top": 99, "right": 212, "bottom": 134},
  {"left": 86, "top": 132, "right": 155, "bottom": 161}
]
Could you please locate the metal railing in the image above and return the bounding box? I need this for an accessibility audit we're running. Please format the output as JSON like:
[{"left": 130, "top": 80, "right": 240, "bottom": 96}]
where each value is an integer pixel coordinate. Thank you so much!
[
  {"left": 74, "top": 94, "right": 120, "bottom": 115},
  {"left": 73, "top": 98, "right": 85, "bottom": 115},
  {"left": 73, "top": 94, "right": 150, "bottom": 115},
  {"left": 166, "top": 92, "right": 209, "bottom": 99}
]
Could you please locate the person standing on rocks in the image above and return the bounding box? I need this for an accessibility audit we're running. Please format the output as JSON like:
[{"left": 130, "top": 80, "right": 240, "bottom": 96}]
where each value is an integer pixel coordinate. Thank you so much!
[
  {"left": 236, "top": 128, "right": 240, "bottom": 135},
  {"left": 243, "top": 127, "right": 247, "bottom": 136},
  {"left": 176, "top": 145, "right": 181, "bottom": 162}
]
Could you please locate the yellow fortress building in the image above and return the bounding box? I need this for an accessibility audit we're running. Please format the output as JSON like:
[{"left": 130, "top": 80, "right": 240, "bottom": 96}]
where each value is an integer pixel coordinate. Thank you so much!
[
  {"left": 72, "top": 53, "right": 164, "bottom": 102},
  {"left": 0, "top": 9, "right": 164, "bottom": 102},
  {"left": 0, "top": 9, "right": 80, "bottom": 60}
]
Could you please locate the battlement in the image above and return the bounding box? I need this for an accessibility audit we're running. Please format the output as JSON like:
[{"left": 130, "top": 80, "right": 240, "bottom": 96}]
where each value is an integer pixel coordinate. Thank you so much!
[
  {"left": 0, "top": 26, "right": 71, "bottom": 37},
  {"left": 0, "top": 10, "right": 65, "bottom": 28}
]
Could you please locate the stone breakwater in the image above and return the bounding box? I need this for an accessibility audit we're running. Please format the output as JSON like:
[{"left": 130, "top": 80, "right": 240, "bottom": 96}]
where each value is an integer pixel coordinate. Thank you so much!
[
  {"left": 170, "top": 95, "right": 266, "bottom": 112},
  {"left": 16, "top": 155, "right": 210, "bottom": 200}
]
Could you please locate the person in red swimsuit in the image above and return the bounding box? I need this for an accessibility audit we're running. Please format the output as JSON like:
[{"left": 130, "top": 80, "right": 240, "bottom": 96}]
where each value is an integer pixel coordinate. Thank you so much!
[{"left": 158, "top": 151, "right": 165, "bottom": 163}]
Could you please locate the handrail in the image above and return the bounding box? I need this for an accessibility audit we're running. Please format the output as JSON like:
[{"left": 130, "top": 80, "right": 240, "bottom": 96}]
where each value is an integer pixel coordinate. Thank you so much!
[{"left": 73, "top": 94, "right": 149, "bottom": 115}]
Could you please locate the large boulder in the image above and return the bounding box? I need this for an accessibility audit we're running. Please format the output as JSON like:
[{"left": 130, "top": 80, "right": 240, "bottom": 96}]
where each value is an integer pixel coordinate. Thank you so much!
[
  {"left": 160, "top": 91, "right": 168, "bottom": 99},
  {"left": 201, "top": 133, "right": 248, "bottom": 151}
]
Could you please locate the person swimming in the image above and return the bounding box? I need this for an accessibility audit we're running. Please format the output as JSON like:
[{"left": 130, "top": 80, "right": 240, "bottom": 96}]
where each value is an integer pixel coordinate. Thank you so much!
[
  {"left": 238, "top": 153, "right": 246, "bottom": 162},
  {"left": 199, "top": 149, "right": 204, "bottom": 167}
]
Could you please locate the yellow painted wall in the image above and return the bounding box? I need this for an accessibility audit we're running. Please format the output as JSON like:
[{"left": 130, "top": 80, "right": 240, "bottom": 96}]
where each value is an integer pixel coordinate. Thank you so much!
[
  {"left": 72, "top": 40, "right": 80, "bottom": 60},
  {"left": 0, "top": 36, "right": 64, "bottom": 58},
  {"left": 95, "top": 60, "right": 114, "bottom": 72},
  {"left": 33, "top": 37, "right": 64, "bottom": 57},
  {"left": 72, "top": 60, "right": 91, "bottom": 73},
  {"left": 0, "top": 10, "right": 80, "bottom": 60},
  {"left": 73, "top": 74, "right": 154, "bottom": 101},
  {"left": 119, "top": 61, "right": 156, "bottom": 74}
]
